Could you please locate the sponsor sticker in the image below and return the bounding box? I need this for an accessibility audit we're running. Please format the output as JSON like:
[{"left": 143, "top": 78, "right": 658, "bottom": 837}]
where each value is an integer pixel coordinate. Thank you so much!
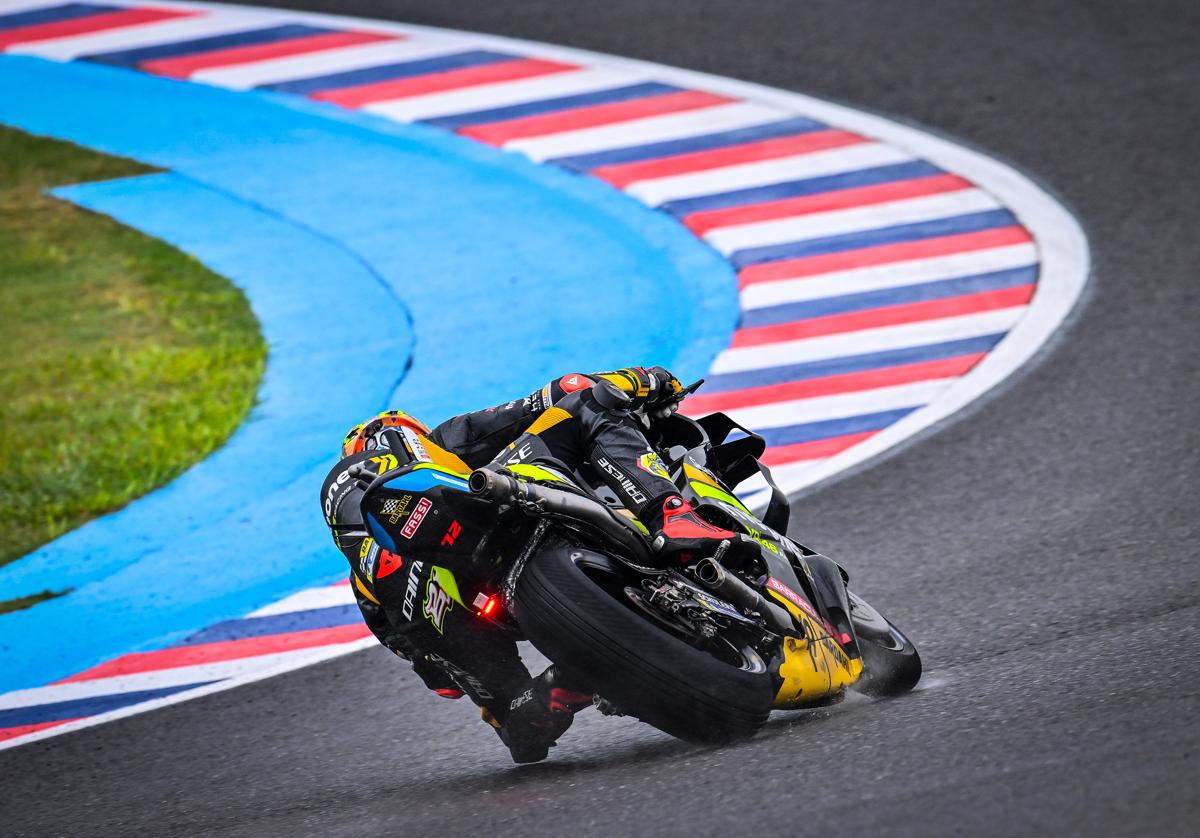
[
  {"left": 323, "top": 466, "right": 354, "bottom": 523},
  {"left": 693, "top": 590, "right": 746, "bottom": 620},
  {"left": 358, "top": 538, "right": 379, "bottom": 579},
  {"left": 504, "top": 441, "right": 535, "bottom": 465},
  {"left": 383, "top": 493, "right": 414, "bottom": 525},
  {"left": 441, "top": 520, "right": 462, "bottom": 547},
  {"left": 401, "top": 497, "right": 433, "bottom": 539},
  {"left": 368, "top": 453, "right": 398, "bottom": 474},
  {"left": 376, "top": 549, "right": 403, "bottom": 579},
  {"left": 767, "top": 576, "right": 839, "bottom": 637},
  {"left": 423, "top": 576, "right": 454, "bottom": 633},
  {"left": 637, "top": 451, "right": 671, "bottom": 480},
  {"left": 767, "top": 576, "right": 819, "bottom": 620},
  {"left": 595, "top": 456, "right": 648, "bottom": 504},
  {"left": 400, "top": 426, "right": 432, "bottom": 463},
  {"left": 402, "top": 560, "right": 424, "bottom": 620},
  {"left": 559, "top": 373, "right": 592, "bottom": 393}
]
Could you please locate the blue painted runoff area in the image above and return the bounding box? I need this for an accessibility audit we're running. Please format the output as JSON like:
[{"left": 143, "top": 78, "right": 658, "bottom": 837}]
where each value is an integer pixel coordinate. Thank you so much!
[{"left": 0, "top": 54, "right": 736, "bottom": 691}]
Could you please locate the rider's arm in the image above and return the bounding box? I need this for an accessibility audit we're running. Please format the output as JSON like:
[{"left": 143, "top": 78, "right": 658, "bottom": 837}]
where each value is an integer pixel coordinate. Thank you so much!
[
  {"left": 351, "top": 575, "right": 467, "bottom": 693},
  {"left": 589, "top": 366, "right": 683, "bottom": 409},
  {"left": 352, "top": 576, "right": 409, "bottom": 656},
  {"left": 427, "top": 366, "right": 682, "bottom": 467}
]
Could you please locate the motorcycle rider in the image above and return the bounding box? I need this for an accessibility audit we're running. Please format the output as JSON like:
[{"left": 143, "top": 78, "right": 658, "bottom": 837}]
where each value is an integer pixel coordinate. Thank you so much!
[{"left": 319, "top": 366, "right": 744, "bottom": 762}]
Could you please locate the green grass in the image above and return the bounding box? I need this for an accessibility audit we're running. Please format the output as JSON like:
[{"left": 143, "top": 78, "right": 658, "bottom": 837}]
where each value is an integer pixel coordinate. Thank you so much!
[{"left": 0, "top": 127, "right": 266, "bottom": 613}]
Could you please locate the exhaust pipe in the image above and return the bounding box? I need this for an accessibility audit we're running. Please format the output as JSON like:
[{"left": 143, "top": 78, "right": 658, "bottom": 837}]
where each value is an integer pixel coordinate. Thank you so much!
[
  {"left": 468, "top": 466, "right": 512, "bottom": 500},
  {"left": 470, "top": 468, "right": 654, "bottom": 564},
  {"left": 694, "top": 555, "right": 793, "bottom": 634}
]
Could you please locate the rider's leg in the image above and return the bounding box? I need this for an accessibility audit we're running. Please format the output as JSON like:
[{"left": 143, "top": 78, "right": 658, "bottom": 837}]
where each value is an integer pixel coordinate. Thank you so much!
[
  {"left": 373, "top": 558, "right": 589, "bottom": 763},
  {"left": 491, "top": 388, "right": 738, "bottom": 562},
  {"left": 491, "top": 388, "right": 676, "bottom": 517}
]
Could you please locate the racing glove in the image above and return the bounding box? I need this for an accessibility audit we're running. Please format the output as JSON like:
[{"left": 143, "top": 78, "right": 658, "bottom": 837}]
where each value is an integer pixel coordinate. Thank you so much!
[
  {"left": 539, "top": 366, "right": 684, "bottom": 415},
  {"left": 594, "top": 366, "right": 684, "bottom": 418}
]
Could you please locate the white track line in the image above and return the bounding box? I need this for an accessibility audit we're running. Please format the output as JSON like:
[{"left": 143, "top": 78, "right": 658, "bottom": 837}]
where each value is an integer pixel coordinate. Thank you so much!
[
  {"left": 627, "top": 142, "right": 913, "bottom": 206},
  {"left": 7, "top": 10, "right": 273, "bottom": 60},
  {"left": 0, "top": 645, "right": 358, "bottom": 709},
  {"left": 0, "top": 1, "right": 85, "bottom": 17},
  {"left": 0, "top": 636, "right": 377, "bottom": 750},
  {"left": 190, "top": 38, "right": 465, "bottom": 89},
  {"left": 247, "top": 583, "right": 355, "bottom": 617},
  {"left": 721, "top": 377, "right": 955, "bottom": 432},
  {"left": 364, "top": 65, "right": 645, "bottom": 121},
  {"left": 508, "top": 101, "right": 789, "bottom": 161},
  {"left": 741, "top": 243, "right": 1038, "bottom": 310},
  {"left": 705, "top": 189, "right": 998, "bottom": 254},
  {"left": 711, "top": 306, "right": 1027, "bottom": 375}
]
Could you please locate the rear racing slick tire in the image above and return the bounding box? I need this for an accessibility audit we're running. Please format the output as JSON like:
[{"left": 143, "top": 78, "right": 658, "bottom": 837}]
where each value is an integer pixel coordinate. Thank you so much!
[{"left": 513, "top": 546, "right": 775, "bottom": 745}]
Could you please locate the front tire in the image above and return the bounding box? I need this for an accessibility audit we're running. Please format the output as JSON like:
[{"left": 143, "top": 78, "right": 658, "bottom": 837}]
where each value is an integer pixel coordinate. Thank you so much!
[
  {"left": 848, "top": 590, "right": 922, "bottom": 697},
  {"left": 513, "top": 547, "right": 774, "bottom": 744}
]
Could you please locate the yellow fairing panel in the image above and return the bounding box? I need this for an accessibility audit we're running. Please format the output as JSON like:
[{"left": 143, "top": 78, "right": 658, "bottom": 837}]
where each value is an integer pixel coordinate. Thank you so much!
[
  {"left": 421, "top": 437, "right": 471, "bottom": 474},
  {"left": 769, "top": 593, "right": 862, "bottom": 708},
  {"left": 683, "top": 462, "right": 752, "bottom": 514}
]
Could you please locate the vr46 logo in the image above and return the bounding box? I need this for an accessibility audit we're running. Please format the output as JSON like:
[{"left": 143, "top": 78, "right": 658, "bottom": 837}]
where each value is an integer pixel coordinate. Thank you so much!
[{"left": 423, "top": 575, "right": 454, "bottom": 634}]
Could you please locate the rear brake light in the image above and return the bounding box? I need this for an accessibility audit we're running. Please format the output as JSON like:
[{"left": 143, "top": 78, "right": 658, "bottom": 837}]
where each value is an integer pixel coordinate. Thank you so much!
[{"left": 473, "top": 592, "right": 501, "bottom": 618}]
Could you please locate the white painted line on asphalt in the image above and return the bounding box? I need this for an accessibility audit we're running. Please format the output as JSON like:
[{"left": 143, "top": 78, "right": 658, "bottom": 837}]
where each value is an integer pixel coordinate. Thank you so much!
[
  {"left": 246, "top": 583, "right": 356, "bottom": 617},
  {"left": 711, "top": 306, "right": 1027, "bottom": 375},
  {"left": 508, "top": 101, "right": 790, "bottom": 161},
  {"left": 740, "top": 243, "right": 1038, "bottom": 310},
  {"left": 190, "top": 38, "right": 465, "bottom": 89},
  {"left": 626, "top": 142, "right": 911, "bottom": 206},
  {"left": 364, "top": 66, "right": 644, "bottom": 121},
  {"left": 0, "top": 636, "right": 377, "bottom": 751},
  {"left": 720, "top": 377, "right": 955, "bottom": 432},
  {"left": 0, "top": 644, "right": 357, "bottom": 709},
  {"left": 705, "top": 188, "right": 998, "bottom": 254},
  {"left": 8, "top": 10, "right": 274, "bottom": 60}
]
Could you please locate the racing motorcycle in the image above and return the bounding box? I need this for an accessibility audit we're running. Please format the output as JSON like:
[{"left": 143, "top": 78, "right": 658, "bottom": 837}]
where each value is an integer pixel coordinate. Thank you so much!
[{"left": 356, "top": 380, "right": 921, "bottom": 745}]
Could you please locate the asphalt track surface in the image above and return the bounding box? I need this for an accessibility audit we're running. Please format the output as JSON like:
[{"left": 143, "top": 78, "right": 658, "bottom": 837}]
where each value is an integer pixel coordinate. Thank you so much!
[{"left": 3, "top": 2, "right": 1198, "bottom": 835}]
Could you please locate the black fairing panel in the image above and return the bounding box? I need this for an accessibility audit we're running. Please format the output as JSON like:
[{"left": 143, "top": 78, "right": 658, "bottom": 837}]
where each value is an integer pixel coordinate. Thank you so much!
[
  {"left": 804, "top": 553, "right": 860, "bottom": 658},
  {"left": 364, "top": 482, "right": 494, "bottom": 566}
]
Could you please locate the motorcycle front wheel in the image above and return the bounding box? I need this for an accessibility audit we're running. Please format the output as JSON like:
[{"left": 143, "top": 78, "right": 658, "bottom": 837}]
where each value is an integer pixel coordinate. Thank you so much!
[
  {"left": 847, "top": 590, "right": 922, "bottom": 697},
  {"left": 514, "top": 546, "right": 774, "bottom": 745}
]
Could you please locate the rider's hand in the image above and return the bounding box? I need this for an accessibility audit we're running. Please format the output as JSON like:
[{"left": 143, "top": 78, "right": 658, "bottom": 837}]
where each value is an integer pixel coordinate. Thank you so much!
[
  {"left": 645, "top": 366, "right": 684, "bottom": 419},
  {"left": 595, "top": 366, "right": 685, "bottom": 420}
]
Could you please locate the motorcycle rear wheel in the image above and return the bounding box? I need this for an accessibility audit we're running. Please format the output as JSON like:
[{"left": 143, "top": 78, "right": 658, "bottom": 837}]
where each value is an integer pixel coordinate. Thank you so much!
[{"left": 514, "top": 546, "right": 774, "bottom": 745}]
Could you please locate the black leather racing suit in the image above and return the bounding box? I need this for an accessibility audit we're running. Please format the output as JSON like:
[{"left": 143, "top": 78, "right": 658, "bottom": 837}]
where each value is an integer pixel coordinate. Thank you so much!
[{"left": 322, "top": 368, "right": 682, "bottom": 731}]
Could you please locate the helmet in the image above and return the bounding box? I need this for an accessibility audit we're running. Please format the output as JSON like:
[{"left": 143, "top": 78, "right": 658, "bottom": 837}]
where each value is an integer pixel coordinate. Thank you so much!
[{"left": 341, "top": 410, "right": 431, "bottom": 458}]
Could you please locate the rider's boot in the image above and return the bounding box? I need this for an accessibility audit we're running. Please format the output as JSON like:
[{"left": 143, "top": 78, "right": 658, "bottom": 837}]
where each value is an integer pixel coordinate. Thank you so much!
[
  {"left": 648, "top": 495, "right": 740, "bottom": 565},
  {"left": 497, "top": 666, "right": 593, "bottom": 764}
]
